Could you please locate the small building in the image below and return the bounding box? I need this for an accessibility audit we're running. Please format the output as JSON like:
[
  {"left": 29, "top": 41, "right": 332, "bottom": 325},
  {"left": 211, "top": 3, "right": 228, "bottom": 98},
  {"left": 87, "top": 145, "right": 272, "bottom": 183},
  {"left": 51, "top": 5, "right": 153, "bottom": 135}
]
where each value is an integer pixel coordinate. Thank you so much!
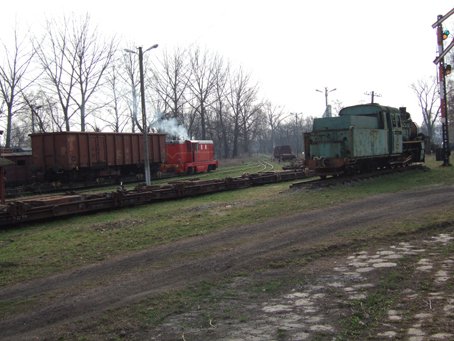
[{"left": 0, "top": 157, "right": 14, "bottom": 203}]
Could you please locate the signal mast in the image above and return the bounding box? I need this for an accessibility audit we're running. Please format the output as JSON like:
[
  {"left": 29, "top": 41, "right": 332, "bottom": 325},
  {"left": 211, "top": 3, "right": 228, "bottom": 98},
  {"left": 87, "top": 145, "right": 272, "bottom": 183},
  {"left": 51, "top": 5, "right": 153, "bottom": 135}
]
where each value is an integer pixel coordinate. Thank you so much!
[{"left": 432, "top": 8, "right": 454, "bottom": 166}]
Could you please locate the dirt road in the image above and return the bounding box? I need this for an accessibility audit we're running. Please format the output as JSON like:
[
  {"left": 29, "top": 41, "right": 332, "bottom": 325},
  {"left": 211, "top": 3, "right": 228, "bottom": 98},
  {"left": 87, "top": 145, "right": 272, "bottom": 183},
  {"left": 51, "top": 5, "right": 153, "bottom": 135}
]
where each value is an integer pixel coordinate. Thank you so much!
[{"left": 1, "top": 185, "right": 454, "bottom": 340}]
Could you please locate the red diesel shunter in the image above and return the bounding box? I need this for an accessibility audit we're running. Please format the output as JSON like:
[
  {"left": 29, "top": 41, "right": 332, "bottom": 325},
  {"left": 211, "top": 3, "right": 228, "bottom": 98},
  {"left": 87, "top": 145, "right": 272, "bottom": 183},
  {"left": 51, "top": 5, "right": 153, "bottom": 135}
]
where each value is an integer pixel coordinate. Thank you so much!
[{"left": 162, "top": 140, "right": 218, "bottom": 174}]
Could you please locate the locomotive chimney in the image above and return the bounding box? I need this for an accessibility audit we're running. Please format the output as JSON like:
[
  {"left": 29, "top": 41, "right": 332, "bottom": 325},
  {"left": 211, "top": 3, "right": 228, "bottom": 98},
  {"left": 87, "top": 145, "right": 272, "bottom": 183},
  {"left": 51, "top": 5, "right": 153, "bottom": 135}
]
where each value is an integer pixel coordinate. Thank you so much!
[{"left": 399, "top": 107, "right": 410, "bottom": 120}]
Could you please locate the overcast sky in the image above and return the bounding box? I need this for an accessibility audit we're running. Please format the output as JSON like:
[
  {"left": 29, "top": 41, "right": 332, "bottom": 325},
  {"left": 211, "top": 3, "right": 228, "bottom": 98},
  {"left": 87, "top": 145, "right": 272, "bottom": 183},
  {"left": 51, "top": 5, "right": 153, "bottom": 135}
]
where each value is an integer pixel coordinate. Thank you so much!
[{"left": 1, "top": 0, "right": 453, "bottom": 125}]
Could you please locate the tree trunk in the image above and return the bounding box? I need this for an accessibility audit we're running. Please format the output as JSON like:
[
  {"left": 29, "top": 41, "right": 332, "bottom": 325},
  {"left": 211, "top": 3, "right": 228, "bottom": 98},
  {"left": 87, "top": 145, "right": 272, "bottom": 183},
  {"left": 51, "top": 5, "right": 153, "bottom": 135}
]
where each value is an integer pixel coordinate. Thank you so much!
[{"left": 5, "top": 104, "right": 13, "bottom": 147}]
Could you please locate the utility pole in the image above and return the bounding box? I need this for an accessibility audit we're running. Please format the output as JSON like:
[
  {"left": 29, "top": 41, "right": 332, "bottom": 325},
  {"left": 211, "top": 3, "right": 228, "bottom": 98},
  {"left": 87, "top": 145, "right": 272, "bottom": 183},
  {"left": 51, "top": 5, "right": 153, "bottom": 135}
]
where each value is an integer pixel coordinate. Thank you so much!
[
  {"left": 294, "top": 112, "right": 299, "bottom": 156},
  {"left": 138, "top": 46, "right": 151, "bottom": 185},
  {"left": 364, "top": 91, "right": 381, "bottom": 104},
  {"left": 432, "top": 9, "right": 454, "bottom": 166},
  {"left": 316, "top": 87, "right": 336, "bottom": 117},
  {"left": 316, "top": 87, "right": 337, "bottom": 107},
  {"left": 125, "top": 44, "right": 159, "bottom": 185}
]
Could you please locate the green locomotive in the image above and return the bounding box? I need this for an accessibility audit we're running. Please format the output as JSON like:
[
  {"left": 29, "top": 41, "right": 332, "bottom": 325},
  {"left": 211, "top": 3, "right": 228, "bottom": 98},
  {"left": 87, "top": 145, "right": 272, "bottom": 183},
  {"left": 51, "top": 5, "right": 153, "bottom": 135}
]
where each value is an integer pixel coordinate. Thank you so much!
[{"left": 304, "top": 103, "right": 425, "bottom": 176}]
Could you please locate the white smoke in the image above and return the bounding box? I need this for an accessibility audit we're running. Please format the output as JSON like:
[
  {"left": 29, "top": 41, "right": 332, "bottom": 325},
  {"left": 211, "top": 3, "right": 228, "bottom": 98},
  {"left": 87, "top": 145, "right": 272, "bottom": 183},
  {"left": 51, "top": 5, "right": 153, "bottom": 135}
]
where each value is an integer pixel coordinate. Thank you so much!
[{"left": 155, "top": 117, "right": 189, "bottom": 140}]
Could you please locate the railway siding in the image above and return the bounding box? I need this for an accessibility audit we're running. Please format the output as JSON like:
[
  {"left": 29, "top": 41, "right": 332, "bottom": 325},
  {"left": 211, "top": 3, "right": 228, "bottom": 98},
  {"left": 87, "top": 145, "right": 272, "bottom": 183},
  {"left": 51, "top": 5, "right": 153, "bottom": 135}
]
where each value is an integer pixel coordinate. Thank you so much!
[{"left": 0, "top": 170, "right": 305, "bottom": 228}]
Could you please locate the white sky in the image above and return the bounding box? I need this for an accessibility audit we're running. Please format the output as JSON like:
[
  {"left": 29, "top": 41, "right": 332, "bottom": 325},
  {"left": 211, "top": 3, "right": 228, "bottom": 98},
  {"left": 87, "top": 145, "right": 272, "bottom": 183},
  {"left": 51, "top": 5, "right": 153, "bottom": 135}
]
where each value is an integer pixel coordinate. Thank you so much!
[{"left": 1, "top": 0, "right": 454, "bottom": 125}]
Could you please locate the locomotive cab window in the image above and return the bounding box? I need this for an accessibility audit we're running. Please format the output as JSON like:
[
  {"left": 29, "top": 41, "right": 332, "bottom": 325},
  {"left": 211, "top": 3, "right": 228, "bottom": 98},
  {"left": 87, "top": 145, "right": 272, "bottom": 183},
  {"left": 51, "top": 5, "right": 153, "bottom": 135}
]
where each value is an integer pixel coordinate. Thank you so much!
[
  {"left": 391, "top": 114, "right": 397, "bottom": 128},
  {"left": 379, "top": 111, "right": 386, "bottom": 129}
]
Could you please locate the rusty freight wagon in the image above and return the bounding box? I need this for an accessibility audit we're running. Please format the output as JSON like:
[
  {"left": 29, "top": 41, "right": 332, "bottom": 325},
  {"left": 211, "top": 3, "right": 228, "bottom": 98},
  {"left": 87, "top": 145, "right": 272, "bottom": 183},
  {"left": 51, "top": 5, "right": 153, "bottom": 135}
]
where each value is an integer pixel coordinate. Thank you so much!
[{"left": 31, "top": 132, "right": 166, "bottom": 182}]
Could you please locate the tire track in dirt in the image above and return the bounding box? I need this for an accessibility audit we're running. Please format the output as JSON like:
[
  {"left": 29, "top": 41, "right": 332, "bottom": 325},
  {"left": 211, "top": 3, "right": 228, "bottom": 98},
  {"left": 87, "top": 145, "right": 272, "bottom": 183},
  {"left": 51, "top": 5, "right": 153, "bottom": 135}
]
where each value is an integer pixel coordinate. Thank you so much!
[{"left": 1, "top": 185, "right": 454, "bottom": 339}]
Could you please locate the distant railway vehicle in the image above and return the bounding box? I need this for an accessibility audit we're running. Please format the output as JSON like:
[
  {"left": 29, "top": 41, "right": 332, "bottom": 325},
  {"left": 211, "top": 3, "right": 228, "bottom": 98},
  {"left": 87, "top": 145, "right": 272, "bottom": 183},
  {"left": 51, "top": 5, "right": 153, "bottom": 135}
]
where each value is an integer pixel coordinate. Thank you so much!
[
  {"left": 0, "top": 148, "right": 33, "bottom": 186},
  {"left": 30, "top": 132, "right": 166, "bottom": 182},
  {"left": 161, "top": 140, "right": 218, "bottom": 174},
  {"left": 273, "top": 145, "right": 296, "bottom": 162},
  {"left": 304, "top": 104, "right": 425, "bottom": 176}
]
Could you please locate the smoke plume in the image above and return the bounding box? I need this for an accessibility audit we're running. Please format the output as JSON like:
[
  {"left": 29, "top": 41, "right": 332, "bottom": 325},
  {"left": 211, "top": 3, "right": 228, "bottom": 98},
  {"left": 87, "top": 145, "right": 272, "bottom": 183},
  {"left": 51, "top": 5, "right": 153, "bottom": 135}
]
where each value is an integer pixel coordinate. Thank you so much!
[{"left": 155, "top": 117, "right": 189, "bottom": 140}]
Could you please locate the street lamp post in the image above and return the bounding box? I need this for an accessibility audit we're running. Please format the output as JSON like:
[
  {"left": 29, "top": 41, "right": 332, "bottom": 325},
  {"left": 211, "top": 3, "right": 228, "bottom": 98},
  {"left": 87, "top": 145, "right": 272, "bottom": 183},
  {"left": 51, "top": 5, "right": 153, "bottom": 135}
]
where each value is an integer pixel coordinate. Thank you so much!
[
  {"left": 316, "top": 87, "right": 337, "bottom": 107},
  {"left": 315, "top": 86, "right": 337, "bottom": 117},
  {"left": 294, "top": 112, "right": 300, "bottom": 156},
  {"left": 125, "top": 44, "right": 158, "bottom": 186}
]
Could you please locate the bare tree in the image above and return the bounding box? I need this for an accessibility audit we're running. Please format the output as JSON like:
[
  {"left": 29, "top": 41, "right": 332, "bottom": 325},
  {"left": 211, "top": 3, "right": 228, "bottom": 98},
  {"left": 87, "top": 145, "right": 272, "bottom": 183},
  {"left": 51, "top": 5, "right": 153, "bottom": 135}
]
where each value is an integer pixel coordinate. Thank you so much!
[
  {"left": 120, "top": 49, "right": 140, "bottom": 132},
  {"left": 10, "top": 121, "right": 30, "bottom": 147},
  {"left": 22, "top": 92, "right": 41, "bottom": 134},
  {"left": 211, "top": 59, "right": 230, "bottom": 158},
  {"left": 35, "top": 14, "right": 116, "bottom": 132},
  {"left": 0, "top": 100, "right": 5, "bottom": 121},
  {"left": 411, "top": 77, "right": 440, "bottom": 147},
  {"left": 227, "top": 68, "right": 258, "bottom": 157},
  {"left": 96, "top": 64, "right": 129, "bottom": 132},
  {"left": 35, "top": 18, "right": 77, "bottom": 131},
  {"left": 0, "top": 28, "right": 35, "bottom": 147},
  {"left": 153, "top": 48, "right": 190, "bottom": 123},
  {"left": 69, "top": 14, "right": 117, "bottom": 131},
  {"left": 332, "top": 99, "right": 344, "bottom": 116},
  {"left": 264, "top": 102, "right": 286, "bottom": 149},
  {"left": 240, "top": 101, "right": 262, "bottom": 155},
  {"left": 22, "top": 89, "right": 64, "bottom": 133},
  {"left": 187, "top": 48, "right": 219, "bottom": 140}
]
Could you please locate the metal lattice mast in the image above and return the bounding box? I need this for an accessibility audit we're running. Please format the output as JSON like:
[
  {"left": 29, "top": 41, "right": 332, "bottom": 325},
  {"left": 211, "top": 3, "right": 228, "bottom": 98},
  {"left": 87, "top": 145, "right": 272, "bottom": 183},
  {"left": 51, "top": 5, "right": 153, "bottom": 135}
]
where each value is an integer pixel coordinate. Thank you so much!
[{"left": 432, "top": 8, "right": 454, "bottom": 166}]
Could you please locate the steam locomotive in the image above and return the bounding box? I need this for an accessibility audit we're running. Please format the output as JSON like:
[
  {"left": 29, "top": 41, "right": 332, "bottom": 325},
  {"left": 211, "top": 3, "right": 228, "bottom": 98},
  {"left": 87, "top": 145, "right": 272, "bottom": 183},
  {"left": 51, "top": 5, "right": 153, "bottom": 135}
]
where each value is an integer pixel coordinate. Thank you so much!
[{"left": 304, "top": 103, "right": 425, "bottom": 176}]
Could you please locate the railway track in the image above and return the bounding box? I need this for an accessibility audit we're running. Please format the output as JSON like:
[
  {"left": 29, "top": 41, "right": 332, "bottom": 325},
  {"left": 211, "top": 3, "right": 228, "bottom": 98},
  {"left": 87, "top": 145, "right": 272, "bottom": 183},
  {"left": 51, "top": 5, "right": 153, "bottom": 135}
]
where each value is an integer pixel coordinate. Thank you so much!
[
  {"left": 259, "top": 160, "right": 275, "bottom": 172},
  {"left": 1, "top": 164, "right": 427, "bottom": 229},
  {"left": 205, "top": 159, "right": 275, "bottom": 178},
  {"left": 6, "top": 159, "right": 277, "bottom": 199},
  {"left": 290, "top": 164, "right": 428, "bottom": 190},
  {"left": 0, "top": 169, "right": 305, "bottom": 228}
]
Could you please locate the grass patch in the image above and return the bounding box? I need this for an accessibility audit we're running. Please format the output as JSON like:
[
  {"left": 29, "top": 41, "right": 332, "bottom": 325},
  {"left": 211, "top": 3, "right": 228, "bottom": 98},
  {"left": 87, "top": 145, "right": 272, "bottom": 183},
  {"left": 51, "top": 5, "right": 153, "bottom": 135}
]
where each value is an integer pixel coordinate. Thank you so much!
[
  {"left": 1, "top": 155, "right": 453, "bottom": 287},
  {"left": 94, "top": 279, "right": 227, "bottom": 337},
  {"left": 337, "top": 268, "right": 405, "bottom": 340}
]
